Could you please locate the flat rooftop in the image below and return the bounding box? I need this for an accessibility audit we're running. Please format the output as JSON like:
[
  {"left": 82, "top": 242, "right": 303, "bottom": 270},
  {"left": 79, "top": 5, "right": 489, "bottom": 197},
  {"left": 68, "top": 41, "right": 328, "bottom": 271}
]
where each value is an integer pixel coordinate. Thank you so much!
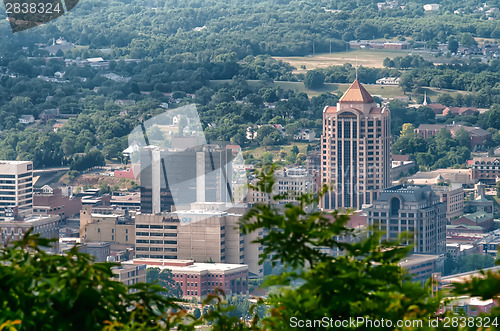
[
  {"left": 440, "top": 266, "right": 500, "bottom": 284},
  {"left": 0, "top": 161, "right": 32, "bottom": 165},
  {"left": 111, "top": 194, "right": 140, "bottom": 202},
  {"left": 0, "top": 215, "right": 60, "bottom": 226},
  {"left": 399, "top": 254, "right": 441, "bottom": 267},
  {"left": 125, "top": 258, "right": 247, "bottom": 273}
]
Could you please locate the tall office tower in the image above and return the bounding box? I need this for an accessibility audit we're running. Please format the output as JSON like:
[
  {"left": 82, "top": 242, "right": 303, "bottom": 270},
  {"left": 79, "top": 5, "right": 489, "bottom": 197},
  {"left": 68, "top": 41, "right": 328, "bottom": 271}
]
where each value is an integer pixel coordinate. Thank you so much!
[
  {"left": 0, "top": 161, "right": 33, "bottom": 220},
  {"left": 364, "top": 185, "right": 447, "bottom": 254},
  {"left": 140, "top": 145, "right": 234, "bottom": 214},
  {"left": 320, "top": 79, "right": 391, "bottom": 211}
]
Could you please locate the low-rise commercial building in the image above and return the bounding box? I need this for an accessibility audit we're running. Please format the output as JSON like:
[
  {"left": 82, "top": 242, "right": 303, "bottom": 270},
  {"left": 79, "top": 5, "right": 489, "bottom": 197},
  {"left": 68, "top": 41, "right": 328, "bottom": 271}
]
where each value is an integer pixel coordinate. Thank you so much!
[
  {"left": 79, "top": 241, "right": 111, "bottom": 262},
  {"left": 112, "top": 264, "right": 147, "bottom": 288},
  {"left": 124, "top": 259, "right": 248, "bottom": 299},
  {"left": 33, "top": 187, "right": 82, "bottom": 220},
  {"left": 446, "top": 243, "right": 476, "bottom": 260},
  {"left": 399, "top": 254, "right": 444, "bottom": 283},
  {"left": 477, "top": 229, "right": 500, "bottom": 257},
  {"left": 450, "top": 211, "right": 494, "bottom": 232},
  {"left": 110, "top": 192, "right": 141, "bottom": 211},
  {"left": 405, "top": 169, "right": 473, "bottom": 186},
  {"left": 80, "top": 205, "right": 135, "bottom": 249},
  {"left": 0, "top": 214, "right": 60, "bottom": 252}
]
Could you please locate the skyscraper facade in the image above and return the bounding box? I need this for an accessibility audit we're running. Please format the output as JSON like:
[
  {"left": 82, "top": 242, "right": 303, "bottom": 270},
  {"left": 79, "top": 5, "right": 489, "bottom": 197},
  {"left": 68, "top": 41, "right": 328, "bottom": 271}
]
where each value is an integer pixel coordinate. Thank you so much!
[
  {"left": 0, "top": 161, "right": 33, "bottom": 220},
  {"left": 364, "top": 184, "right": 447, "bottom": 254},
  {"left": 320, "top": 79, "right": 391, "bottom": 211},
  {"left": 140, "top": 145, "right": 234, "bottom": 214}
]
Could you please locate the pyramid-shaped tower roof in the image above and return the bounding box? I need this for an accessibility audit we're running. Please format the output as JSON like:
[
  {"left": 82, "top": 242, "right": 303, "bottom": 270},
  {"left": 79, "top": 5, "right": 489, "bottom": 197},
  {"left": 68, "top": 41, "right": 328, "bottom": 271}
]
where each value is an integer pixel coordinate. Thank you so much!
[{"left": 339, "top": 79, "right": 375, "bottom": 104}]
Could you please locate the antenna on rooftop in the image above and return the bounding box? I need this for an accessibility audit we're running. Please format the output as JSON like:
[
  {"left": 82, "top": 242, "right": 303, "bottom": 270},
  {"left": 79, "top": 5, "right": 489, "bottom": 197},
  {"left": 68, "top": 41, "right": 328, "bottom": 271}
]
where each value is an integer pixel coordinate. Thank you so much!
[{"left": 355, "top": 56, "right": 358, "bottom": 80}]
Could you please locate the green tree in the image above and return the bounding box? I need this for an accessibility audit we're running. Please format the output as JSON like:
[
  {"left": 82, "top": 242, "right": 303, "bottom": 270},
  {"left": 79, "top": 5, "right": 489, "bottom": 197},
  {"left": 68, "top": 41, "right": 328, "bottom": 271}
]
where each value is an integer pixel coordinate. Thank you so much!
[
  {"left": 453, "top": 127, "right": 471, "bottom": 147},
  {"left": 178, "top": 116, "right": 188, "bottom": 136},
  {"left": 354, "top": 23, "right": 378, "bottom": 40},
  {"left": 193, "top": 308, "right": 201, "bottom": 319},
  {"left": 480, "top": 105, "right": 500, "bottom": 130},
  {"left": 70, "top": 150, "right": 106, "bottom": 171},
  {"left": 296, "top": 152, "right": 306, "bottom": 163},
  {"left": 460, "top": 33, "right": 478, "bottom": 48},
  {"left": 260, "top": 152, "right": 274, "bottom": 165},
  {"left": 0, "top": 232, "right": 189, "bottom": 330},
  {"left": 146, "top": 267, "right": 160, "bottom": 283},
  {"left": 304, "top": 70, "right": 325, "bottom": 90},
  {"left": 448, "top": 36, "right": 459, "bottom": 54},
  {"left": 157, "top": 269, "right": 183, "bottom": 299},
  {"left": 146, "top": 267, "right": 183, "bottom": 299},
  {"left": 285, "top": 153, "right": 297, "bottom": 164},
  {"left": 453, "top": 254, "right": 495, "bottom": 274},
  {"left": 400, "top": 123, "right": 416, "bottom": 138},
  {"left": 491, "top": 27, "right": 500, "bottom": 39},
  {"left": 240, "top": 168, "right": 443, "bottom": 330},
  {"left": 383, "top": 57, "right": 395, "bottom": 68}
]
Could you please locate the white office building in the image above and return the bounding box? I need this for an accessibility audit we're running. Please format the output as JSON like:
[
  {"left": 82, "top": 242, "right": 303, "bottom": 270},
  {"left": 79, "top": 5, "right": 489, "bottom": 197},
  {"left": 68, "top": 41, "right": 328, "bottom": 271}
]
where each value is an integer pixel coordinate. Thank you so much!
[{"left": 0, "top": 161, "right": 33, "bottom": 220}]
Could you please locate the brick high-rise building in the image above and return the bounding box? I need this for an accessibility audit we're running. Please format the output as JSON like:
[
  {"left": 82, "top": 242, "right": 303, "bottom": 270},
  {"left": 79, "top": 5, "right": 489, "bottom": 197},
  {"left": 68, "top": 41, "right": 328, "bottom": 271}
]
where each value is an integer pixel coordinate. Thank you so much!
[{"left": 320, "top": 79, "right": 391, "bottom": 210}]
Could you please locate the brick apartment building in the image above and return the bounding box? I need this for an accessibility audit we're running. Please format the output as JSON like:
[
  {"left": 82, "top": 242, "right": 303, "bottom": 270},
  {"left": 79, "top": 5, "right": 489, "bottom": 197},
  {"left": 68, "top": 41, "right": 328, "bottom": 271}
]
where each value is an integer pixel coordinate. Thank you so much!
[
  {"left": 33, "top": 187, "right": 82, "bottom": 220},
  {"left": 469, "top": 157, "right": 500, "bottom": 184}
]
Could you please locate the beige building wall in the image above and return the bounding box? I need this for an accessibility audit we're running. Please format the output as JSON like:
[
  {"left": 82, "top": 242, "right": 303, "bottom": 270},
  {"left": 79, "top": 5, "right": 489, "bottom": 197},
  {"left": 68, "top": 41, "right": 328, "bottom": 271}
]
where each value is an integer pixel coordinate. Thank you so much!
[
  {"left": 178, "top": 216, "right": 225, "bottom": 262},
  {"left": 134, "top": 211, "right": 262, "bottom": 276},
  {"left": 135, "top": 213, "right": 179, "bottom": 259},
  {"left": 80, "top": 205, "right": 135, "bottom": 247},
  {"left": 433, "top": 185, "right": 464, "bottom": 220},
  {"left": 112, "top": 264, "right": 147, "bottom": 290},
  {"left": 244, "top": 228, "right": 263, "bottom": 277}
]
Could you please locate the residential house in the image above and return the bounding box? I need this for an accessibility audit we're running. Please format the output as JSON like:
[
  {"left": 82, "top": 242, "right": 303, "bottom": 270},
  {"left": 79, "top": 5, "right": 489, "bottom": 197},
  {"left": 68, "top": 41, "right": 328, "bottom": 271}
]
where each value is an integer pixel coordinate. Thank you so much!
[
  {"left": 18, "top": 115, "right": 34, "bottom": 124},
  {"left": 376, "top": 77, "right": 400, "bottom": 85},
  {"left": 423, "top": 4, "right": 440, "bottom": 11},
  {"left": 293, "top": 129, "right": 316, "bottom": 142},
  {"left": 442, "top": 107, "right": 480, "bottom": 116}
]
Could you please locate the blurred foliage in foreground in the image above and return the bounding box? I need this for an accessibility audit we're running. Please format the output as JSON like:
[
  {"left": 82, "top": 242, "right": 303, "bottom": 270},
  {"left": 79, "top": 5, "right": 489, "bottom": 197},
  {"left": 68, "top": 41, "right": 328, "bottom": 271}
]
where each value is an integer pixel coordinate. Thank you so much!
[{"left": 1, "top": 166, "right": 500, "bottom": 330}]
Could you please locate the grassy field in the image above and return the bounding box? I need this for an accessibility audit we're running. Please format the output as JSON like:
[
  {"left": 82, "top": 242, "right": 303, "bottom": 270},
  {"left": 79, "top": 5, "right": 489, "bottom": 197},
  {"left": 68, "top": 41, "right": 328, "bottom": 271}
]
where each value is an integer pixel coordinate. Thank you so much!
[
  {"left": 210, "top": 80, "right": 406, "bottom": 98},
  {"left": 273, "top": 48, "right": 467, "bottom": 73},
  {"left": 273, "top": 49, "right": 413, "bottom": 72},
  {"left": 210, "top": 79, "right": 472, "bottom": 101},
  {"left": 273, "top": 81, "right": 406, "bottom": 98},
  {"left": 426, "top": 86, "right": 472, "bottom": 98}
]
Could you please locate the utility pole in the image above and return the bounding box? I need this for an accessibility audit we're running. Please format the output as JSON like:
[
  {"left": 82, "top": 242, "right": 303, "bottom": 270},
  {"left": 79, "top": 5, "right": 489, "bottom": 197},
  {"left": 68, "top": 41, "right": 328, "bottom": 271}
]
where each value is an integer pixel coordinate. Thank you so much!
[
  {"left": 330, "top": 40, "right": 332, "bottom": 55},
  {"left": 313, "top": 40, "right": 315, "bottom": 56}
]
